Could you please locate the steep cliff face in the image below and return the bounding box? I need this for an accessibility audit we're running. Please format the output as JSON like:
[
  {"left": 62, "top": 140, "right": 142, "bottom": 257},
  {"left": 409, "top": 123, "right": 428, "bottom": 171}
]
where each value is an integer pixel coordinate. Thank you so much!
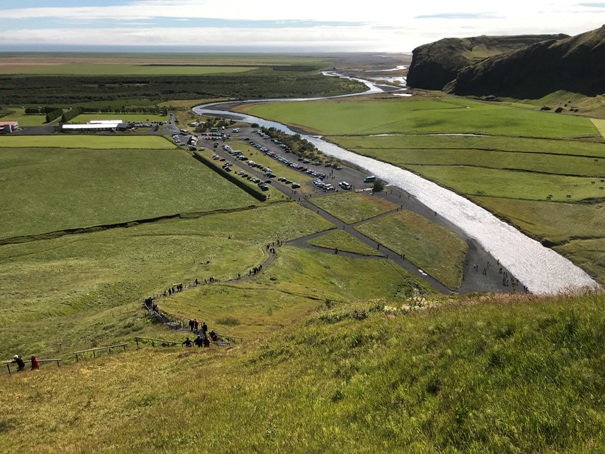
[
  {"left": 451, "top": 26, "right": 605, "bottom": 98},
  {"left": 406, "top": 38, "right": 472, "bottom": 90},
  {"left": 407, "top": 34, "right": 568, "bottom": 91}
]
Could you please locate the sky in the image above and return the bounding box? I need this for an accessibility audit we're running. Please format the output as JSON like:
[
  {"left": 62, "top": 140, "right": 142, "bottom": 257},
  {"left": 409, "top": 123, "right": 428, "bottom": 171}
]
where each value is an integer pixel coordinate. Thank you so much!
[{"left": 0, "top": 1, "right": 604, "bottom": 53}]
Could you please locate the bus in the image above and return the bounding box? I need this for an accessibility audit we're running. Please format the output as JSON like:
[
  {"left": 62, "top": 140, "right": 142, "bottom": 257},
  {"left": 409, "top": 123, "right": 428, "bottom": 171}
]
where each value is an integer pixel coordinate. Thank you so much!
[{"left": 364, "top": 175, "right": 376, "bottom": 183}]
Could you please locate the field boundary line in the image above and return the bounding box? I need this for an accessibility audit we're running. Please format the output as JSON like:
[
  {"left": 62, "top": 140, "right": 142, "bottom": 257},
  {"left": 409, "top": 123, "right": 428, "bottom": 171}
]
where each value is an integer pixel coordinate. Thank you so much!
[{"left": 0, "top": 205, "right": 263, "bottom": 246}]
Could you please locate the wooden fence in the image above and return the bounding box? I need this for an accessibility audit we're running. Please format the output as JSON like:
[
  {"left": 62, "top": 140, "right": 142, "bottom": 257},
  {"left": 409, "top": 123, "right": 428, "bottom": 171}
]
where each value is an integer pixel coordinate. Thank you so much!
[
  {"left": 3, "top": 358, "right": 61, "bottom": 375},
  {"left": 74, "top": 343, "right": 127, "bottom": 362},
  {"left": 134, "top": 337, "right": 183, "bottom": 348}
]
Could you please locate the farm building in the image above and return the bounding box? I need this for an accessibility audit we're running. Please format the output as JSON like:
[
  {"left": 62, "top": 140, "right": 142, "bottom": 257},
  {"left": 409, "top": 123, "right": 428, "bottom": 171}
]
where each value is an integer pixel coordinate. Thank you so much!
[
  {"left": 62, "top": 120, "right": 122, "bottom": 131},
  {"left": 0, "top": 121, "right": 19, "bottom": 134}
]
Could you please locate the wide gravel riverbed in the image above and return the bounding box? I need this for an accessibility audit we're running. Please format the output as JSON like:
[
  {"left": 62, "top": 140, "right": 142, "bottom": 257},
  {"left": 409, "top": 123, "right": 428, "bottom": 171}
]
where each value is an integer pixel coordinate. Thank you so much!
[{"left": 194, "top": 74, "right": 600, "bottom": 295}]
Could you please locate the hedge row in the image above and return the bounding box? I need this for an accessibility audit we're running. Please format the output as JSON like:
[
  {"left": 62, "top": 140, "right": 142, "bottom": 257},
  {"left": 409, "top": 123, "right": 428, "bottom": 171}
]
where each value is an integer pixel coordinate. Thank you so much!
[
  {"left": 45, "top": 108, "right": 63, "bottom": 123},
  {"left": 192, "top": 151, "right": 267, "bottom": 202},
  {"left": 61, "top": 107, "right": 83, "bottom": 123},
  {"left": 25, "top": 106, "right": 62, "bottom": 114},
  {"left": 78, "top": 107, "right": 165, "bottom": 114}
]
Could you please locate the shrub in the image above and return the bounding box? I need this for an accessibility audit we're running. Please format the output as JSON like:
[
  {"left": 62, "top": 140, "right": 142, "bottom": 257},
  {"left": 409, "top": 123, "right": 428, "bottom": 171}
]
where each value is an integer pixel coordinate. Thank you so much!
[{"left": 216, "top": 316, "right": 240, "bottom": 326}]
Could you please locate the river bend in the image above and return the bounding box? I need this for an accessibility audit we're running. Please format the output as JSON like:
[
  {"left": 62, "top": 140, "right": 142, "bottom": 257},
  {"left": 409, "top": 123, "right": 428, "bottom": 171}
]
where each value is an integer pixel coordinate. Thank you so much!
[{"left": 193, "top": 77, "right": 599, "bottom": 295}]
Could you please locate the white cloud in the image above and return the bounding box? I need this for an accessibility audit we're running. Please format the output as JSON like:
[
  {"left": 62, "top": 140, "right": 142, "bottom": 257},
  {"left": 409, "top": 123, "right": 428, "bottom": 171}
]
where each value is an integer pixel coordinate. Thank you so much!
[
  {"left": 0, "top": 1, "right": 604, "bottom": 51},
  {"left": 0, "top": 25, "right": 406, "bottom": 51}
]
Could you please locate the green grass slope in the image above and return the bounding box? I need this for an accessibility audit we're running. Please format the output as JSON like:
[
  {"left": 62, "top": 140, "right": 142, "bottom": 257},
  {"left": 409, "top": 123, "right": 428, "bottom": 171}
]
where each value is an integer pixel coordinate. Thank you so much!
[
  {"left": 0, "top": 202, "right": 337, "bottom": 360},
  {"left": 2, "top": 292, "right": 605, "bottom": 452}
]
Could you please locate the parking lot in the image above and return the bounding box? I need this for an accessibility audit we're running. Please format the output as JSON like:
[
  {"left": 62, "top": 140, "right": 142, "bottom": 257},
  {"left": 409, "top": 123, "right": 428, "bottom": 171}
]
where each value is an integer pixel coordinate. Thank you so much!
[
  {"left": 191, "top": 126, "right": 377, "bottom": 197},
  {"left": 188, "top": 125, "right": 516, "bottom": 294}
]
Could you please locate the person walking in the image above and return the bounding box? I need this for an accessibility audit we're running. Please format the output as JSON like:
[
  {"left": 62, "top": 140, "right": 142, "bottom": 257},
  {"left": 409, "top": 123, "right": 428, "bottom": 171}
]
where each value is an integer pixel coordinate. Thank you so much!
[
  {"left": 30, "top": 356, "right": 40, "bottom": 370},
  {"left": 12, "top": 355, "right": 25, "bottom": 371}
]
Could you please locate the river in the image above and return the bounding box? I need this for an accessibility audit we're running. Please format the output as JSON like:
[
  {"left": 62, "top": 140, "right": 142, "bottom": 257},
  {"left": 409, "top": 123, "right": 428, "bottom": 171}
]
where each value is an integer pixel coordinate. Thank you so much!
[{"left": 193, "top": 74, "right": 599, "bottom": 295}]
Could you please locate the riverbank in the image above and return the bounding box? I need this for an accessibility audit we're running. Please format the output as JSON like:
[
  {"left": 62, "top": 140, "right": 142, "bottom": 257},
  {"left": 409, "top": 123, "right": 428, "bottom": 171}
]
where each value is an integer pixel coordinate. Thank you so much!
[{"left": 193, "top": 77, "right": 600, "bottom": 295}]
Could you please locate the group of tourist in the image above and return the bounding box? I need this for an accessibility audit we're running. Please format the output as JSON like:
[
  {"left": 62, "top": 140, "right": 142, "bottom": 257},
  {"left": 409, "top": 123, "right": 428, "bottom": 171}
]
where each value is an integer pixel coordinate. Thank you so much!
[
  {"left": 7, "top": 354, "right": 39, "bottom": 372},
  {"left": 188, "top": 318, "right": 207, "bottom": 334},
  {"left": 183, "top": 319, "right": 219, "bottom": 348}
]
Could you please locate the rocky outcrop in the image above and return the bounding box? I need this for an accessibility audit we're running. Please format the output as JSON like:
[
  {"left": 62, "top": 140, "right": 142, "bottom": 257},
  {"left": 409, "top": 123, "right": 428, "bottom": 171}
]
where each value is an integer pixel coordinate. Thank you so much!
[
  {"left": 407, "top": 34, "right": 568, "bottom": 90},
  {"left": 450, "top": 26, "right": 605, "bottom": 98}
]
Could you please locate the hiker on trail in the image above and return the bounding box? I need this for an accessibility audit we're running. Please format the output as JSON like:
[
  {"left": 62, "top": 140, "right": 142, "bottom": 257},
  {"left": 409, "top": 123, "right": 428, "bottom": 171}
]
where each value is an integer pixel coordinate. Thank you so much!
[
  {"left": 210, "top": 330, "right": 218, "bottom": 342},
  {"left": 12, "top": 355, "right": 25, "bottom": 371},
  {"left": 201, "top": 322, "right": 208, "bottom": 335},
  {"left": 194, "top": 319, "right": 199, "bottom": 332},
  {"left": 194, "top": 335, "right": 204, "bottom": 347},
  {"left": 30, "top": 356, "right": 40, "bottom": 370},
  {"left": 182, "top": 337, "right": 193, "bottom": 347},
  {"left": 203, "top": 336, "right": 210, "bottom": 348},
  {"left": 189, "top": 319, "right": 194, "bottom": 332}
]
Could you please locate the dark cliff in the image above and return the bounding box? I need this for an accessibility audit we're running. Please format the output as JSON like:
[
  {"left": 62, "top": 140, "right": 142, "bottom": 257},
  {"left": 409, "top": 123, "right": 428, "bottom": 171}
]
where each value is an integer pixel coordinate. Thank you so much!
[
  {"left": 451, "top": 26, "right": 605, "bottom": 98},
  {"left": 407, "top": 34, "right": 568, "bottom": 91}
]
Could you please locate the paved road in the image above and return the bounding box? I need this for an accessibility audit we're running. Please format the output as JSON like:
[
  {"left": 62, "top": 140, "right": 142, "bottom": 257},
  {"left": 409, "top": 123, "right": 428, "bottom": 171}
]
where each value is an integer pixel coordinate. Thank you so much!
[{"left": 195, "top": 127, "right": 522, "bottom": 295}]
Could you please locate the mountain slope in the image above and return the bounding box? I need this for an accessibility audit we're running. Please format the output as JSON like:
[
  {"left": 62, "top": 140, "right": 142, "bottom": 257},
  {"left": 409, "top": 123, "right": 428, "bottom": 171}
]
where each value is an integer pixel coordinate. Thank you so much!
[
  {"left": 2, "top": 293, "right": 605, "bottom": 452},
  {"left": 451, "top": 25, "right": 605, "bottom": 98},
  {"left": 407, "top": 34, "right": 567, "bottom": 90}
]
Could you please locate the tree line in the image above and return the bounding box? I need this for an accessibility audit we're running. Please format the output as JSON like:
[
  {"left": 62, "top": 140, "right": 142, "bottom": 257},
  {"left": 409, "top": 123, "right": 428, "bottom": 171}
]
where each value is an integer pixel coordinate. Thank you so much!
[{"left": 0, "top": 72, "right": 365, "bottom": 106}]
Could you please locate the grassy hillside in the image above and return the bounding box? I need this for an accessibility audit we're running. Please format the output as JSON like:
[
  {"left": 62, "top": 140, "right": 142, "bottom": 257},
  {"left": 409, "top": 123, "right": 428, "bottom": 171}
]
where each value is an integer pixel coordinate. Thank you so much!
[
  {"left": 0, "top": 202, "right": 344, "bottom": 360},
  {"left": 2, "top": 291, "right": 605, "bottom": 452}
]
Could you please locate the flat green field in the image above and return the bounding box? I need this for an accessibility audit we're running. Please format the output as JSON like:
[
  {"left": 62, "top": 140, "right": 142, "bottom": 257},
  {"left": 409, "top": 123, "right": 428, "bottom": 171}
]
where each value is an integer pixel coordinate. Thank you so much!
[
  {"left": 350, "top": 147, "right": 605, "bottom": 178},
  {"left": 0, "top": 135, "right": 176, "bottom": 149},
  {"left": 1, "top": 64, "right": 257, "bottom": 76},
  {"left": 334, "top": 134, "right": 605, "bottom": 158},
  {"left": 407, "top": 165, "right": 605, "bottom": 201},
  {"left": 592, "top": 119, "right": 605, "bottom": 137},
  {"left": 309, "top": 192, "right": 398, "bottom": 224},
  {"left": 475, "top": 197, "right": 605, "bottom": 244},
  {"left": 556, "top": 238, "right": 605, "bottom": 285},
  {"left": 240, "top": 97, "right": 599, "bottom": 138},
  {"left": 356, "top": 210, "right": 468, "bottom": 290},
  {"left": 0, "top": 107, "right": 47, "bottom": 126},
  {"left": 0, "top": 53, "right": 334, "bottom": 76},
  {"left": 0, "top": 147, "right": 256, "bottom": 239},
  {"left": 306, "top": 230, "right": 384, "bottom": 256},
  {"left": 68, "top": 114, "right": 169, "bottom": 123}
]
